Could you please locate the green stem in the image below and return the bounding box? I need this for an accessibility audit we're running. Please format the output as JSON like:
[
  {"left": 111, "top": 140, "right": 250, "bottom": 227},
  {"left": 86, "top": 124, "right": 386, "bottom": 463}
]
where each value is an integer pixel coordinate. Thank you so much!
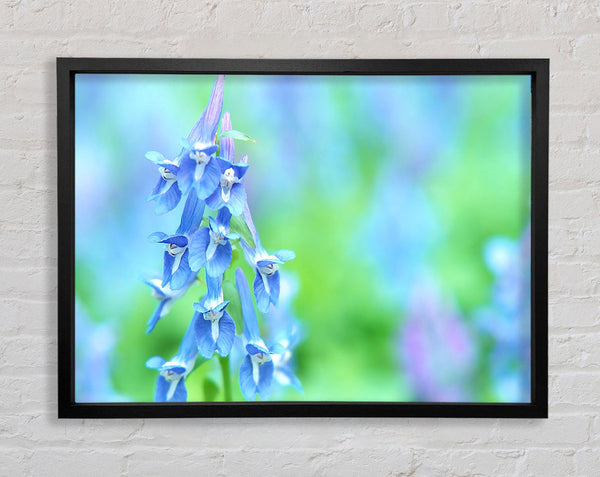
[{"left": 219, "top": 355, "right": 232, "bottom": 402}]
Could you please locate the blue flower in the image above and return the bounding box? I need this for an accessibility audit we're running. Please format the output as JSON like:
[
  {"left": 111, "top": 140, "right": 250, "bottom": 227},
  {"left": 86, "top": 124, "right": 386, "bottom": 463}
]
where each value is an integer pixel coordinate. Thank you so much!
[
  {"left": 242, "top": 241, "right": 296, "bottom": 313},
  {"left": 219, "top": 112, "right": 235, "bottom": 162},
  {"left": 188, "top": 208, "right": 239, "bottom": 277},
  {"left": 176, "top": 75, "right": 225, "bottom": 198},
  {"left": 143, "top": 272, "right": 196, "bottom": 334},
  {"left": 205, "top": 158, "right": 249, "bottom": 216},
  {"left": 264, "top": 273, "right": 303, "bottom": 394},
  {"left": 145, "top": 151, "right": 182, "bottom": 214},
  {"left": 149, "top": 190, "right": 206, "bottom": 290},
  {"left": 237, "top": 206, "right": 296, "bottom": 313},
  {"left": 145, "top": 315, "right": 199, "bottom": 402},
  {"left": 235, "top": 268, "right": 283, "bottom": 401},
  {"left": 193, "top": 274, "right": 236, "bottom": 359}
]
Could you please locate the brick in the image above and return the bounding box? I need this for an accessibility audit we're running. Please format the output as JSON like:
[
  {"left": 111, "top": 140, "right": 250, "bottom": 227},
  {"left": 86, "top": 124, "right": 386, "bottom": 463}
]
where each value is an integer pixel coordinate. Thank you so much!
[
  {"left": 414, "top": 449, "right": 523, "bottom": 477},
  {"left": 0, "top": 450, "right": 33, "bottom": 476},
  {"left": 575, "top": 448, "right": 600, "bottom": 476},
  {"left": 551, "top": 373, "right": 600, "bottom": 408},
  {"left": 494, "top": 415, "right": 590, "bottom": 445},
  {"left": 410, "top": 3, "right": 453, "bottom": 31},
  {"left": 126, "top": 448, "right": 222, "bottom": 476},
  {"left": 573, "top": 34, "right": 600, "bottom": 67},
  {"left": 551, "top": 113, "right": 587, "bottom": 144},
  {"left": 552, "top": 71, "right": 600, "bottom": 107},
  {"left": 587, "top": 113, "right": 600, "bottom": 145},
  {"left": 550, "top": 332, "right": 600, "bottom": 369},
  {"left": 550, "top": 145, "right": 600, "bottom": 186},
  {"left": 549, "top": 297, "right": 600, "bottom": 328},
  {"left": 12, "top": 0, "right": 66, "bottom": 32},
  {"left": 356, "top": 3, "right": 403, "bottom": 33},
  {"left": 548, "top": 260, "right": 600, "bottom": 298},
  {"left": 549, "top": 189, "right": 599, "bottom": 221},
  {"left": 30, "top": 449, "right": 122, "bottom": 477}
]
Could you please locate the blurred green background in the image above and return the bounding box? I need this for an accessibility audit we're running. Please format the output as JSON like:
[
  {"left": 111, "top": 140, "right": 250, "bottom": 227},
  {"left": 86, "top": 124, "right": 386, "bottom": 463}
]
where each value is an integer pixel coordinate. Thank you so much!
[{"left": 75, "top": 73, "right": 531, "bottom": 403}]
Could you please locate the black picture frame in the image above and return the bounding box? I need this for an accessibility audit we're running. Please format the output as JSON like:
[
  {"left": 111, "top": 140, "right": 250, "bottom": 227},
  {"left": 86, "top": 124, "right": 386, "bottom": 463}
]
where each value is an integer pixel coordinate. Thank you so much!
[{"left": 57, "top": 58, "right": 548, "bottom": 419}]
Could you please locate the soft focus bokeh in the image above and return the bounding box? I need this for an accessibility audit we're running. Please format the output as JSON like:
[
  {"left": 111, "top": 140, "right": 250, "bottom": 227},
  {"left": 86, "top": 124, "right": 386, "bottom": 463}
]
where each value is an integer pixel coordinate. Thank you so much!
[{"left": 75, "top": 73, "right": 531, "bottom": 403}]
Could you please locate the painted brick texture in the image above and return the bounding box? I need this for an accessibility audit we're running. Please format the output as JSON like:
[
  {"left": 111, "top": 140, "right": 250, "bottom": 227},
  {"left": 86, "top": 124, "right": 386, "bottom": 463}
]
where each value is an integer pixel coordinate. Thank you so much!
[{"left": 0, "top": 1, "right": 599, "bottom": 475}]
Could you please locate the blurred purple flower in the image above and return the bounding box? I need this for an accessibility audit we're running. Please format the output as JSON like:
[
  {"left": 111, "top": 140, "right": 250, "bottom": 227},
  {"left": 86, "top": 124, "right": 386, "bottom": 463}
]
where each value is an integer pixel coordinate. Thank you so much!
[
  {"left": 400, "top": 284, "right": 475, "bottom": 402},
  {"left": 474, "top": 225, "right": 531, "bottom": 402}
]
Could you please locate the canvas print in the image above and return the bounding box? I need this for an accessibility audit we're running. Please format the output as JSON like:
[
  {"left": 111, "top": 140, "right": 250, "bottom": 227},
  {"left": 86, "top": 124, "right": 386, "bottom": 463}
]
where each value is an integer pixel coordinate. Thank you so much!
[{"left": 74, "top": 73, "right": 531, "bottom": 404}]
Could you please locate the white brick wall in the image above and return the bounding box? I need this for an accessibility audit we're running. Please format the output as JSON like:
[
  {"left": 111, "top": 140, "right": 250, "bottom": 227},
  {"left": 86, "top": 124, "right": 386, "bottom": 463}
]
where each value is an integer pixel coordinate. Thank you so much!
[{"left": 1, "top": 1, "right": 598, "bottom": 475}]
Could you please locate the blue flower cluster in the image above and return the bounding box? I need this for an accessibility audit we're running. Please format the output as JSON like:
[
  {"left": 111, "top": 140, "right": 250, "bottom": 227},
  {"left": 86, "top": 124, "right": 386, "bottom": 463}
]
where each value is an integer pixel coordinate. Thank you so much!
[{"left": 142, "top": 75, "right": 301, "bottom": 402}]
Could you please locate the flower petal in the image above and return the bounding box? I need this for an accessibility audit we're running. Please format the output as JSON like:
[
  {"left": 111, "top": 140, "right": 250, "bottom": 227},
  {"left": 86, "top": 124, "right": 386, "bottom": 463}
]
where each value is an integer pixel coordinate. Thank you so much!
[
  {"left": 267, "top": 271, "right": 280, "bottom": 307},
  {"left": 176, "top": 156, "right": 196, "bottom": 194},
  {"left": 257, "top": 360, "right": 274, "bottom": 401},
  {"left": 149, "top": 176, "right": 165, "bottom": 198},
  {"left": 145, "top": 356, "right": 166, "bottom": 370},
  {"left": 268, "top": 343, "right": 285, "bottom": 355},
  {"left": 219, "top": 112, "right": 235, "bottom": 162},
  {"left": 188, "top": 227, "right": 209, "bottom": 271},
  {"left": 169, "top": 378, "right": 188, "bottom": 402},
  {"left": 146, "top": 300, "right": 168, "bottom": 334},
  {"left": 159, "top": 235, "right": 188, "bottom": 247},
  {"left": 170, "top": 249, "right": 192, "bottom": 290},
  {"left": 277, "top": 365, "right": 303, "bottom": 393},
  {"left": 239, "top": 355, "right": 257, "bottom": 401},
  {"left": 233, "top": 163, "right": 249, "bottom": 180},
  {"left": 145, "top": 151, "right": 167, "bottom": 165},
  {"left": 225, "top": 183, "right": 247, "bottom": 216},
  {"left": 216, "top": 207, "right": 232, "bottom": 229},
  {"left": 216, "top": 313, "right": 235, "bottom": 357},
  {"left": 177, "top": 189, "right": 205, "bottom": 235},
  {"left": 246, "top": 343, "right": 269, "bottom": 355},
  {"left": 205, "top": 186, "right": 223, "bottom": 211},
  {"left": 194, "top": 314, "right": 217, "bottom": 359},
  {"left": 148, "top": 231, "right": 169, "bottom": 243},
  {"left": 146, "top": 151, "right": 180, "bottom": 170},
  {"left": 154, "top": 181, "right": 181, "bottom": 215},
  {"left": 193, "top": 302, "right": 209, "bottom": 314},
  {"left": 257, "top": 258, "right": 283, "bottom": 267},
  {"left": 162, "top": 252, "right": 175, "bottom": 287},
  {"left": 274, "top": 250, "right": 296, "bottom": 262},
  {"left": 153, "top": 375, "right": 170, "bottom": 402},
  {"left": 187, "top": 75, "right": 225, "bottom": 146},
  {"left": 235, "top": 268, "right": 261, "bottom": 342},
  {"left": 253, "top": 271, "right": 271, "bottom": 314},
  {"left": 196, "top": 157, "right": 222, "bottom": 200},
  {"left": 213, "top": 300, "right": 229, "bottom": 313},
  {"left": 206, "top": 241, "right": 232, "bottom": 277},
  {"left": 160, "top": 363, "right": 186, "bottom": 374}
]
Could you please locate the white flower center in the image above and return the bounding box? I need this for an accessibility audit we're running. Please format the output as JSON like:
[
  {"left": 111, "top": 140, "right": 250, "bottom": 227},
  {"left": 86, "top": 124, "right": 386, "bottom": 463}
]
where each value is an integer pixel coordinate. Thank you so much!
[
  {"left": 250, "top": 351, "right": 272, "bottom": 385},
  {"left": 166, "top": 243, "right": 185, "bottom": 257},
  {"left": 204, "top": 309, "right": 223, "bottom": 323},
  {"left": 259, "top": 263, "right": 278, "bottom": 277},
  {"left": 190, "top": 150, "right": 209, "bottom": 165},
  {"left": 204, "top": 309, "right": 224, "bottom": 342},
  {"left": 220, "top": 168, "right": 239, "bottom": 202},
  {"left": 159, "top": 167, "right": 176, "bottom": 181},
  {"left": 207, "top": 229, "right": 227, "bottom": 260},
  {"left": 163, "top": 369, "right": 180, "bottom": 382},
  {"left": 253, "top": 352, "right": 269, "bottom": 365}
]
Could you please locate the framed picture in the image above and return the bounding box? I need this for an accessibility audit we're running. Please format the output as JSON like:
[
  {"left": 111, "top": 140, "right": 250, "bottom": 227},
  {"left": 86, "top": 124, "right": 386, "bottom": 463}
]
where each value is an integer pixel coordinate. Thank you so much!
[{"left": 57, "top": 58, "right": 548, "bottom": 418}]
